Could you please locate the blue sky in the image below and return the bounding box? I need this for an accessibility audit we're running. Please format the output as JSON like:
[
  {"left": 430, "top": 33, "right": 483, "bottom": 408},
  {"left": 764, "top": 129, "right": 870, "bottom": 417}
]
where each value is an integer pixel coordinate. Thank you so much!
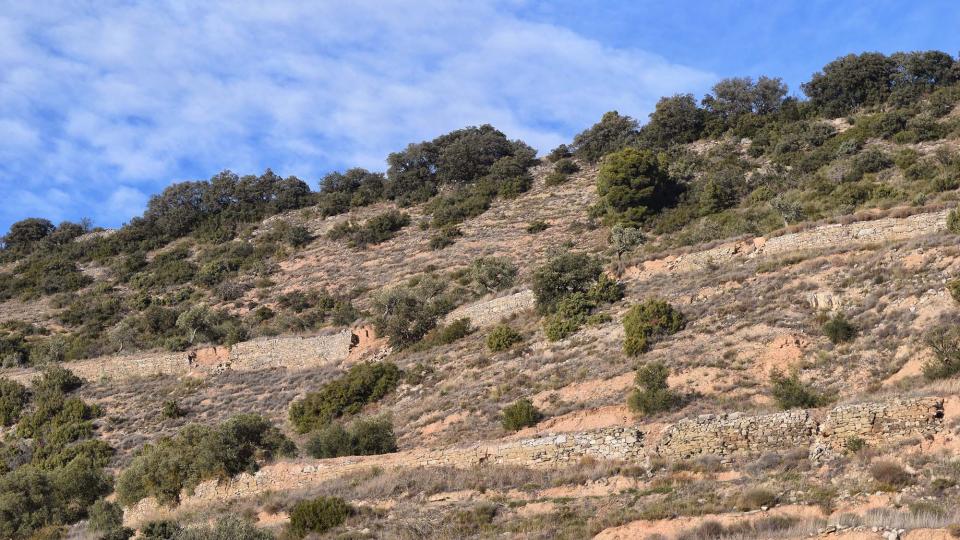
[{"left": 2, "top": 1, "right": 959, "bottom": 233}]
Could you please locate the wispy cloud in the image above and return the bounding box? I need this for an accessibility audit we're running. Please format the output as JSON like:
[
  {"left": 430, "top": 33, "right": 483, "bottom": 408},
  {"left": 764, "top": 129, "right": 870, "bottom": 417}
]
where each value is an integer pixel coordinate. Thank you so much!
[{"left": 0, "top": 0, "right": 715, "bottom": 230}]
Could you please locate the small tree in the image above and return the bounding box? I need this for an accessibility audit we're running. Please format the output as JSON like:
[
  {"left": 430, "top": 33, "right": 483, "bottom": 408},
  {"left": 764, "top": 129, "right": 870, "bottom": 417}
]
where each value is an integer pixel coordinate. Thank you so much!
[
  {"left": 610, "top": 224, "right": 643, "bottom": 262},
  {"left": 531, "top": 251, "right": 602, "bottom": 314},
  {"left": 924, "top": 326, "right": 960, "bottom": 380},
  {"left": 501, "top": 398, "right": 542, "bottom": 431},
  {"left": 628, "top": 362, "right": 680, "bottom": 415},
  {"left": 0, "top": 377, "right": 29, "bottom": 426}
]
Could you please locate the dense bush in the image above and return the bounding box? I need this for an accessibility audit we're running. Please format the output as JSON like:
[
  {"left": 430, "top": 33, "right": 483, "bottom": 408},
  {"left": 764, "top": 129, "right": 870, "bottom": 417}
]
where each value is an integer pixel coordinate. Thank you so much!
[
  {"left": 487, "top": 324, "right": 523, "bottom": 352},
  {"left": 288, "top": 496, "right": 352, "bottom": 538},
  {"left": 627, "top": 362, "right": 680, "bottom": 415},
  {"left": 642, "top": 94, "right": 706, "bottom": 147},
  {"left": 531, "top": 252, "right": 603, "bottom": 314},
  {"left": 501, "top": 398, "right": 542, "bottom": 431},
  {"left": 769, "top": 371, "right": 824, "bottom": 410},
  {"left": 622, "top": 299, "right": 685, "bottom": 356},
  {"left": 87, "top": 499, "right": 132, "bottom": 539},
  {"left": 305, "top": 416, "right": 397, "bottom": 458},
  {"left": 0, "top": 377, "right": 28, "bottom": 426},
  {"left": 595, "top": 147, "right": 679, "bottom": 225},
  {"left": 386, "top": 124, "right": 534, "bottom": 205},
  {"left": 822, "top": 313, "right": 857, "bottom": 344},
  {"left": 469, "top": 256, "right": 517, "bottom": 293},
  {"left": 317, "top": 168, "right": 385, "bottom": 217},
  {"left": 571, "top": 111, "right": 638, "bottom": 163},
  {"left": 115, "top": 414, "right": 295, "bottom": 506},
  {"left": 327, "top": 210, "right": 410, "bottom": 248},
  {"left": 288, "top": 362, "right": 402, "bottom": 433},
  {"left": 429, "top": 225, "right": 463, "bottom": 250}
]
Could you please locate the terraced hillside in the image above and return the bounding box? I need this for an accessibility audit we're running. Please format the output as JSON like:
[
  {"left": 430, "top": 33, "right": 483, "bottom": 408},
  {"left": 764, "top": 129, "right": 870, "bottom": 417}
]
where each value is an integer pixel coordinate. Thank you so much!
[{"left": 4, "top": 50, "right": 960, "bottom": 540}]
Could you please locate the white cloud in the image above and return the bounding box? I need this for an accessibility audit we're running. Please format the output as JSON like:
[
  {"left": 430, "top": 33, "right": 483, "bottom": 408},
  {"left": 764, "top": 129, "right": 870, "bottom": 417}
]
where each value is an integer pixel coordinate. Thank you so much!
[{"left": 0, "top": 0, "right": 715, "bottom": 229}]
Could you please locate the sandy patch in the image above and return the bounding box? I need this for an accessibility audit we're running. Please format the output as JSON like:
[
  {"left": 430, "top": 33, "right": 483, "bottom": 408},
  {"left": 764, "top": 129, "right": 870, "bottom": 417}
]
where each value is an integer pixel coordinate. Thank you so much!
[
  {"left": 593, "top": 505, "right": 822, "bottom": 540},
  {"left": 538, "top": 475, "right": 641, "bottom": 498},
  {"left": 757, "top": 334, "right": 809, "bottom": 377},
  {"left": 516, "top": 501, "right": 557, "bottom": 517},
  {"left": 532, "top": 373, "right": 634, "bottom": 408},
  {"left": 515, "top": 405, "right": 634, "bottom": 436}
]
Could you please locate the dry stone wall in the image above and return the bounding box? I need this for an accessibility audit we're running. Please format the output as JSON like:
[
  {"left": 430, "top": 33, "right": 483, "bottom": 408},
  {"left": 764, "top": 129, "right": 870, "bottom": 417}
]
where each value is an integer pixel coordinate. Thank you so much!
[
  {"left": 642, "top": 210, "right": 948, "bottom": 275},
  {"left": 124, "top": 397, "right": 943, "bottom": 526},
  {"left": 3, "top": 330, "right": 354, "bottom": 384},
  {"left": 443, "top": 290, "right": 536, "bottom": 328},
  {"left": 654, "top": 410, "right": 815, "bottom": 460}
]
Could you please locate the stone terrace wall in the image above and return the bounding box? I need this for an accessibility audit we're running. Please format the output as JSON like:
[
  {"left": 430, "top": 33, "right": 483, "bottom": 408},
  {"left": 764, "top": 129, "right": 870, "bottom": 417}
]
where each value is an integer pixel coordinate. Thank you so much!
[
  {"left": 124, "top": 397, "right": 943, "bottom": 526},
  {"left": 812, "top": 397, "right": 944, "bottom": 455},
  {"left": 443, "top": 289, "right": 536, "bottom": 328},
  {"left": 654, "top": 410, "right": 815, "bottom": 460},
  {"left": 644, "top": 210, "right": 948, "bottom": 275},
  {"left": 3, "top": 330, "right": 354, "bottom": 385}
]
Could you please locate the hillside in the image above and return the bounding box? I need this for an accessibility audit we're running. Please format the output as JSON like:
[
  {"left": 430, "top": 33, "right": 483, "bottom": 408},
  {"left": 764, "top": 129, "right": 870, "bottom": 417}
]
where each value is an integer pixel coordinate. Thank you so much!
[{"left": 3, "top": 50, "right": 960, "bottom": 540}]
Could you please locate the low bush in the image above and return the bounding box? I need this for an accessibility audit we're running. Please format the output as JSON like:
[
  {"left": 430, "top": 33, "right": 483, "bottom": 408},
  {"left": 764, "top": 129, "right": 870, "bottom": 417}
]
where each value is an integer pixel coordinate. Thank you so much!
[
  {"left": 115, "top": 414, "right": 295, "bottom": 506},
  {"left": 487, "top": 324, "right": 523, "bottom": 352},
  {"left": 429, "top": 226, "right": 463, "bottom": 250},
  {"left": 949, "top": 209, "right": 960, "bottom": 234},
  {"left": 501, "top": 399, "right": 542, "bottom": 431},
  {"left": 289, "top": 362, "right": 402, "bottom": 433},
  {"left": 622, "top": 299, "right": 685, "bottom": 356},
  {"left": 627, "top": 362, "right": 680, "bottom": 415},
  {"left": 371, "top": 276, "right": 456, "bottom": 348},
  {"left": 769, "top": 371, "right": 824, "bottom": 409},
  {"left": 176, "top": 516, "right": 273, "bottom": 540},
  {"left": 526, "top": 220, "right": 550, "bottom": 233},
  {"left": 869, "top": 461, "right": 913, "bottom": 490},
  {"left": 327, "top": 210, "right": 410, "bottom": 248},
  {"left": 288, "top": 496, "right": 352, "bottom": 538},
  {"left": 87, "top": 499, "right": 132, "bottom": 539},
  {"left": 735, "top": 488, "right": 777, "bottom": 511},
  {"left": 305, "top": 416, "right": 397, "bottom": 458},
  {"left": 532, "top": 251, "right": 603, "bottom": 314},
  {"left": 822, "top": 312, "right": 857, "bottom": 344},
  {"left": 469, "top": 256, "right": 517, "bottom": 293}
]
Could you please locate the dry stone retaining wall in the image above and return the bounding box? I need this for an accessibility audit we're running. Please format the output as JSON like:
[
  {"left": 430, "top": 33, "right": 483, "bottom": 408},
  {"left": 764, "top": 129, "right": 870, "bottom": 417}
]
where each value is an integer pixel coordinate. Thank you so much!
[
  {"left": 3, "top": 330, "right": 354, "bottom": 384},
  {"left": 124, "top": 397, "right": 943, "bottom": 526},
  {"left": 443, "top": 290, "right": 536, "bottom": 328},
  {"left": 645, "top": 210, "right": 948, "bottom": 275}
]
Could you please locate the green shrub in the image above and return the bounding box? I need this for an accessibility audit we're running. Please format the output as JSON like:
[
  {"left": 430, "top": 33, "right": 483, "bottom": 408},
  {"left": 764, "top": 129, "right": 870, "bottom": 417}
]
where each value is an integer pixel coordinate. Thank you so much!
[
  {"left": 501, "top": 399, "right": 542, "bottom": 431},
  {"left": 531, "top": 252, "right": 603, "bottom": 314},
  {"left": 0, "top": 377, "right": 28, "bottom": 426},
  {"left": 622, "top": 299, "right": 685, "bottom": 356},
  {"left": 546, "top": 144, "right": 572, "bottom": 162},
  {"left": 627, "top": 362, "right": 680, "bottom": 415},
  {"left": 289, "top": 362, "right": 402, "bottom": 433},
  {"left": 571, "top": 111, "right": 639, "bottom": 163},
  {"left": 288, "top": 496, "right": 352, "bottom": 538},
  {"left": 469, "top": 256, "right": 517, "bottom": 293},
  {"left": 846, "top": 436, "right": 866, "bottom": 453},
  {"left": 769, "top": 371, "right": 824, "bottom": 409},
  {"left": 487, "top": 324, "right": 523, "bottom": 352},
  {"left": 554, "top": 158, "right": 580, "bottom": 175},
  {"left": 526, "top": 220, "right": 550, "bottom": 234},
  {"left": 327, "top": 210, "right": 410, "bottom": 248},
  {"left": 305, "top": 416, "right": 397, "bottom": 458},
  {"left": 176, "top": 516, "right": 273, "bottom": 540},
  {"left": 426, "top": 318, "right": 473, "bottom": 347},
  {"left": 429, "top": 226, "right": 462, "bottom": 250},
  {"left": 949, "top": 209, "right": 960, "bottom": 234},
  {"left": 32, "top": 365, "right": 83, "bottom": 396},
  {"left": 115, "top": 414, "right": 295, "bottom": 506},
  {"left": 140, "top": 520, "right": 183, "bottom": 539},
  {"left": 822, "top": 313, "right": 857, "bottom": 344},
  {"left": 596, "top": 147, "right": 678, "bottom": 225},
  {"left": 923, "top": 326, "right": 960, "bottom": 380},
  {"left": 869, "top": 461, "right": 913, "bottom": 489},
  {"left": 544, "top": 170, "right": 570, "bottom": 186},
  {"left": 371, "top": 279, "right": 454, "bottom": 347},
  {"left": 87, "top": 499, "right": 128, "bottom": 535},
  {"left": 543, "top": 292, "right": 594, "bottom": 341},
  {"left": 947, "top": 279, "right": 960, "bottom": 303},
  {"left": 161, "top": 400, "right": 186, "bottom": 419}
]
